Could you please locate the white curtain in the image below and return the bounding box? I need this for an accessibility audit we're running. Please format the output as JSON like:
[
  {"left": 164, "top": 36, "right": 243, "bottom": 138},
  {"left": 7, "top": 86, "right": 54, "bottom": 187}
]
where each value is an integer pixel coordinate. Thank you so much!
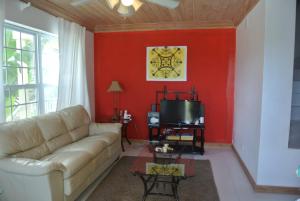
[
  {"left": 0, "top": 0, "right": 5, "bottom": 122},
  {"left": 57, "top": 18, "right": 91, "bottom": 115}
]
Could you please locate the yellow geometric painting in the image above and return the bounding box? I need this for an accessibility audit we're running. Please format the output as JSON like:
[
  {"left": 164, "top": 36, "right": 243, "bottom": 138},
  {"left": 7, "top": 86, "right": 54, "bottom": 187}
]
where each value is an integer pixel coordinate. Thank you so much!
[{"left": 146, "top": 46, "right": 187, "bottom": 81}]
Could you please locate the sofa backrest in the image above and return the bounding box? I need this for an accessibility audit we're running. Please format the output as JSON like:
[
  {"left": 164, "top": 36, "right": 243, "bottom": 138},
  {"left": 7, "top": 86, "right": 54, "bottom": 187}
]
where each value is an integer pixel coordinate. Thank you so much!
[
  {"left": 59, "top": 105, "right": 90, "bottom": 142},
  {"left": 36, "top": 112, "right": 73, "bottom": 152},
  {"left": 0, "top": 105, "right": 91, "bottom": 159},
  {"left": 0, "top": 118, "right": 50, "bottom": 159}
]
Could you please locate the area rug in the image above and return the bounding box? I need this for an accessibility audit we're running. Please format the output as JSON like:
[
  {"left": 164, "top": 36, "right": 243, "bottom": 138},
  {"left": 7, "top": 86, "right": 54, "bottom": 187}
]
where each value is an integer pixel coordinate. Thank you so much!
[{"left": 87, "top": 156, "right": 220, "bottom": 201}]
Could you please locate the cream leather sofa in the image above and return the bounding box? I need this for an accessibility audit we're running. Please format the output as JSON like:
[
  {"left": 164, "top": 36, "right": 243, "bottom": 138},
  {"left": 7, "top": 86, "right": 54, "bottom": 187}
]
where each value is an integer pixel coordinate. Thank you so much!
[{"left": 0, "top": 105, "right": 122, "bottom": 201}]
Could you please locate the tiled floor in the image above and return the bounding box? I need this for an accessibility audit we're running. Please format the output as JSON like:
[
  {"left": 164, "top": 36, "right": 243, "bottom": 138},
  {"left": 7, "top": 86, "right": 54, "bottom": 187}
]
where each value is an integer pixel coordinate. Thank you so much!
[{"left": 121, "top": 141, "right": 299, "bottom": 201}]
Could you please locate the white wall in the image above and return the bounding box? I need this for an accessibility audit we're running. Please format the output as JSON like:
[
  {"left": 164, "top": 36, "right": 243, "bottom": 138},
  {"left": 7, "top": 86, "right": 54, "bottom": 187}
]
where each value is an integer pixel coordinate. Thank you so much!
[
  {"left": 234, "top": 0, "right": 265, "bottom": 182},
  {"left": 4, "top": 0, "right": 95, "bottom": 118},
  {"left": 258, "top": 0, "right": 300, "bottom": 187},
  {"left": 235, "top": 0, "right": 300, "bottom": 187},
  {"left": 5, "top": 0, "right": 58, "bottom": 34}
]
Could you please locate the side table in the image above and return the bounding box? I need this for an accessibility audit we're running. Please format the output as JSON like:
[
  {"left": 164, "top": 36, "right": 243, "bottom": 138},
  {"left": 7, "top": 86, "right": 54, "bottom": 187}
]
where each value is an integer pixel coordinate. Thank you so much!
[{"left": 121, "top": 119, "right": 132, "bottom": 151}]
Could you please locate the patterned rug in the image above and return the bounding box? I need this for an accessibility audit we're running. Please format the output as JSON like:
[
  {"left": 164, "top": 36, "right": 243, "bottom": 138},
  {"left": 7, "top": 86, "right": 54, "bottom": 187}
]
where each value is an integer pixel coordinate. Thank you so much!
[{"left": 87, "top": 156, "right": 220, "bottom": 201}]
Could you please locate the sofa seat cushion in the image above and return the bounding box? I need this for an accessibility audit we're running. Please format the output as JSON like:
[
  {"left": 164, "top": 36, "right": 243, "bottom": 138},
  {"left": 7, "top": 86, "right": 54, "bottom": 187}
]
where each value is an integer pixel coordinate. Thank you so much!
[
  {"left": 89, "top": 132, "right": 120, "bottom": 146},
  {"left": 55, "top": 137, "right": 107, "bottom": 157},
  {"left": 41, "top": 151, "right": 93, "bottom": 179},
  {"left": 63, "top": 149, "right": 110, "bottom": 196}
]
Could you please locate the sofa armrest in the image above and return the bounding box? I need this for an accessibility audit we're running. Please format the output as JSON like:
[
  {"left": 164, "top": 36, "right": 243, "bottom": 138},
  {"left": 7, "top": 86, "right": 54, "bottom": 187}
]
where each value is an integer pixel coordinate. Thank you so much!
[
  {"left": 89, "top": 122, "right": 122, "bottom": 136},
  {"left": 0, "top": 158, "right": 64, "bottom": 201},
  {"left": 0, "top": 158, "right": 65, "bottom": 176}
]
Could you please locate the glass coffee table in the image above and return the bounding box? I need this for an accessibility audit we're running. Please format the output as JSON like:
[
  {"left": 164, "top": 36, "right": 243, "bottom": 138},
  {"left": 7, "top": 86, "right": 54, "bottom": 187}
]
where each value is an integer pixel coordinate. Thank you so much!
[{"left": 130, "top": 143, "right": 195, "bottom": 201}]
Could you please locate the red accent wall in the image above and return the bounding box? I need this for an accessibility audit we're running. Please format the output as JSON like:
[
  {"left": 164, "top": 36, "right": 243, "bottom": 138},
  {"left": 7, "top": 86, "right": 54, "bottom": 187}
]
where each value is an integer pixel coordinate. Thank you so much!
[{"left": 94, "top": 29, "right": 236, "bottom": 143}]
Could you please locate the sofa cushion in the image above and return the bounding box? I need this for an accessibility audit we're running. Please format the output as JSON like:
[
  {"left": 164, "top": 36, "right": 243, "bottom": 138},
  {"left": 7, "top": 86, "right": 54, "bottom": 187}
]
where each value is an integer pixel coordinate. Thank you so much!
[
  {"left": 41, "top": 151, "right": 93, "bottom": 179},
  {"left": 63, "top": 149, "right": 110, "bottom": 196},
  {"left": 36, "top": 112, "right": 73, "bottom": 152},
  {"left": 69, "top": 125, "right": 89, "bottom": 142},
  {"left": 59, "top": 105, "right": 90, "bottom": 142},
  {"left": 55, "top": 137, "right": 107, "bottom": 157},
  {"left": 90, "top": 132, "right": 120, "bottom": 146},
  {"left": 0, "top": 119, "right": 50, "bottom": 159}
]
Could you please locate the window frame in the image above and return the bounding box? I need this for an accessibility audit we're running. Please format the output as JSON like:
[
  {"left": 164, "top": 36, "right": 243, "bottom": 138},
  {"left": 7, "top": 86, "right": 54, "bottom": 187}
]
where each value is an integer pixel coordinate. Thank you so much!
[{"left": 2, "top": 22, "right": 58, "bottom": 121}]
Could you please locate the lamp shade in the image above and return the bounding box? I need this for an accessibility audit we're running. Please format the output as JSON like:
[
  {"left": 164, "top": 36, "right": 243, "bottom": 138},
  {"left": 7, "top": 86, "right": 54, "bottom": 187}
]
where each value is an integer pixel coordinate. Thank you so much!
[{"left": 107, "top": 81, "right": 123, "bottom": 92}]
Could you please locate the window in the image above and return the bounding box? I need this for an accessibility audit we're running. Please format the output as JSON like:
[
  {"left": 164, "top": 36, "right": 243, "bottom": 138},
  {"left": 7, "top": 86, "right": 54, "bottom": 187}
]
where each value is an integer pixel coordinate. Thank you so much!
[{"left": 2, "top": 23, "right": 59, "bottom": 121}]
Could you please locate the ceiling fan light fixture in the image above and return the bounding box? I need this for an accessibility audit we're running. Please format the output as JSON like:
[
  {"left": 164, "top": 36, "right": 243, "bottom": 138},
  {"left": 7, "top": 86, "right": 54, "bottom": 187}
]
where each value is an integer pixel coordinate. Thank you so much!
[
  {"left": 105, "top": 0, "right": 119, "bottom": 9},
  {"left": 117, "top": 3, "right": 134, "bottom": 16},
  {"left": 121, "top": 0, "right": 134, "bottom": 6},
  {"left": 133, "top": 0, "right": 143, "bottom": 11}
]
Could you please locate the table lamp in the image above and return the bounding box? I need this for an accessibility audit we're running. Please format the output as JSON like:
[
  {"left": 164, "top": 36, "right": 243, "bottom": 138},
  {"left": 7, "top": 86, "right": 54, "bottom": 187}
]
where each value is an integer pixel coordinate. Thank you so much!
[{"left": 107, "top": 80, "right": 123, "bottom": 121}]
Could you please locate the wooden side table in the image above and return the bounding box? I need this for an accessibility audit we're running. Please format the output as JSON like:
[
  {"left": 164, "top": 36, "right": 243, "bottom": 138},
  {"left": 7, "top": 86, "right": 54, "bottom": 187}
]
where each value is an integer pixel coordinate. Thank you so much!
[{"left": 120, "top": 119, "right": 132, "bottom": 151}]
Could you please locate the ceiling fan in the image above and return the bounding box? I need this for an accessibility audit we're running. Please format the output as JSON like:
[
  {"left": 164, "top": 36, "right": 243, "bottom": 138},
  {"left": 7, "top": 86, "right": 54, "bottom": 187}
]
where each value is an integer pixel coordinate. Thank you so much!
[{"left": 70, "top": 0, "right": 180, "bottom": 17}]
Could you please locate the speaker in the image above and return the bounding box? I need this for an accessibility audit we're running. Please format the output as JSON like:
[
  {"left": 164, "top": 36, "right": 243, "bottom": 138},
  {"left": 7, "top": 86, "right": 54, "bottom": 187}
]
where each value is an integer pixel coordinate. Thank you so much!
[
  {"left": 148, "top": 112, "right": 159, "bottom": 126},
  {"left": 151, "top": 104, "right": 157, "bottom": 112}
]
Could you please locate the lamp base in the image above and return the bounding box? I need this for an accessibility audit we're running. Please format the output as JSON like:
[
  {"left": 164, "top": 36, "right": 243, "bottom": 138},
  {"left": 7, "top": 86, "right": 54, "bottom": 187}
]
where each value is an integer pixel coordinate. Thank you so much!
[{"left": 112, "top": 108, "right": 120, "bottom": 122}]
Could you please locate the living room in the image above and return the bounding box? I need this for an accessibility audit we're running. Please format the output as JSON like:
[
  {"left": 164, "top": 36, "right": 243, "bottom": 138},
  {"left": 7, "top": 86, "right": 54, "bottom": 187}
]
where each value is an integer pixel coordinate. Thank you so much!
[{"left": 0, "top": 0, "right": 299, "bottom": 201}]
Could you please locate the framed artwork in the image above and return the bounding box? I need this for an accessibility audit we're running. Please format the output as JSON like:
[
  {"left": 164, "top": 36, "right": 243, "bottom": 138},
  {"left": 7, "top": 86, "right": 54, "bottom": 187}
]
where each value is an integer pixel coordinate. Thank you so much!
[{"left": 146, "top": 46, "right": 187, "bottom": 81}]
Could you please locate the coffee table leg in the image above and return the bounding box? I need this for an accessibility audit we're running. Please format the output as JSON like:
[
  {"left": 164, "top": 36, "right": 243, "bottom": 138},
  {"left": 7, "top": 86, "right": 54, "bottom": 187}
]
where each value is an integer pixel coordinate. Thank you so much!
[
  {"left": 139, "top": 175, "right": 148, "bottom": 201},
  {"left": 172, "top": 176, "right": 180, "bottom": 201},
  {"left": 139, "top": 175, "right": 157, "bottom": 201}
]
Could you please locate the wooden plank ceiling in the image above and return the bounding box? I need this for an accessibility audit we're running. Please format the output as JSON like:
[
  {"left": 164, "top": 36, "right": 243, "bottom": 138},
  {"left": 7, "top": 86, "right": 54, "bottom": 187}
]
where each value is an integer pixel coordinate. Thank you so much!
[{"left": 21, "top": 0, "right": 259, "bottom": 32}]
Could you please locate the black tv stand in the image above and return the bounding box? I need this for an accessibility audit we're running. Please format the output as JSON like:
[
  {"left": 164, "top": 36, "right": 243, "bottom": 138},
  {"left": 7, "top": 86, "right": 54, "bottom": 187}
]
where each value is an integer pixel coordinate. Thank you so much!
[
  {"left": 148, "top": 123, "right": 205, "bottom": 155},
  {"left": 148, "top": 86, "right": 205, "bottom": 155}
]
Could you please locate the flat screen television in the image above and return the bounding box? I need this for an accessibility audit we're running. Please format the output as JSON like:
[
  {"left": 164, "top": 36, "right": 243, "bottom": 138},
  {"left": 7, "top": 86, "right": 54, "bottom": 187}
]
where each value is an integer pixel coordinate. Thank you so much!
[{"left": 160, "top": 100, "right": 201, "bottom": 125}]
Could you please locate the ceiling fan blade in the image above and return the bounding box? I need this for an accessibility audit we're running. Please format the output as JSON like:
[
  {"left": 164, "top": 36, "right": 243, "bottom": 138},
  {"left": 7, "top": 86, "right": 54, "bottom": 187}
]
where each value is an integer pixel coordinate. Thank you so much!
[
  {"left": 117, "top": 3, "right": 134, "bottom": 16},
  {"left": 145, "top": 0, "right": 180, "bottom": 9},
  {"left": 70, "top": 0, "right": 92, "bottom": 6},
  {"left": 106, "top": 0, "right": 119, "bottom": 10},
  {"left": 133, "top": 0, "right": 143, "bottom": 11}
]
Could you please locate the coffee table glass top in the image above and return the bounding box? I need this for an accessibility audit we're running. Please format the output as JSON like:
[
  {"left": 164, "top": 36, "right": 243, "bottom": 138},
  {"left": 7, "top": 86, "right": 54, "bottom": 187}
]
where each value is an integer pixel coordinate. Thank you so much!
[{"left": 131, "top": 157, "right": 195, "bottom": 177}]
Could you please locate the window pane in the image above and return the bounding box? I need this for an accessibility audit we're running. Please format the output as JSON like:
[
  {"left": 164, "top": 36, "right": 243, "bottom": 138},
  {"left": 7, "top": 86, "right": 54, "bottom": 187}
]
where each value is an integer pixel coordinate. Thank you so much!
[
  {"left": 22, "top": 51, "right": 35, "bottom": 67},
  {"left": 21, "top": 32, "right": 35, "bottom": 51},
  {"left": 6, "top": 67, "right": 22, "bottom": 85},
  {"left": 5, "top": 107, "right": 12, "bottom": 122},
  {"left": 26, "top": 103, "right": 37, "bottom": 118},
  {"left": 5, "top": 49, "right": 21, "bottom": 67},
  {"left": 12, "top": 105, "right": 26, "bottom": 120},
  {"left": 2, "top": 68, "right": 7, "bottom": 84},
  {"left": 26, "top": 88, "right": 37, "bottom": 103},
  {"left": 44, "top": 86, "right": 58, "bottom": 100},
  {"left": 10, "top": 88, "right": 25, "bottom": 106},
  {"left": 44, "top": 100, "right": 57, "bottom": 114},
  {"left": 3, "top": 24, "right": 59, "bottom": 122},
  {"left": 41, "top": 35, "right": 59, "bottom": 85},
  {"left": 23, "top": 68, "right": 36, "bottom": 84},
  {"left": 4, "top": 89, "right": 10, "bottom": 107},
  {"left": 44, "top": 86, "right": 58, "bottom": 113},
  {"left": 5, "top": 29, "right": 21, "bottom": 49},
  {"left": 3, "top": 48, "right": 6, "bottom": 66}
]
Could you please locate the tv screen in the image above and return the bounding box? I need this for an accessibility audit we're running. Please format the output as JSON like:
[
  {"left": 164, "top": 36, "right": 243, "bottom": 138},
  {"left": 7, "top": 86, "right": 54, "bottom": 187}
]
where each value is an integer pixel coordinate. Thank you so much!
[{"left": 160, "top": 100, "right": 201, "bottom": 125}]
